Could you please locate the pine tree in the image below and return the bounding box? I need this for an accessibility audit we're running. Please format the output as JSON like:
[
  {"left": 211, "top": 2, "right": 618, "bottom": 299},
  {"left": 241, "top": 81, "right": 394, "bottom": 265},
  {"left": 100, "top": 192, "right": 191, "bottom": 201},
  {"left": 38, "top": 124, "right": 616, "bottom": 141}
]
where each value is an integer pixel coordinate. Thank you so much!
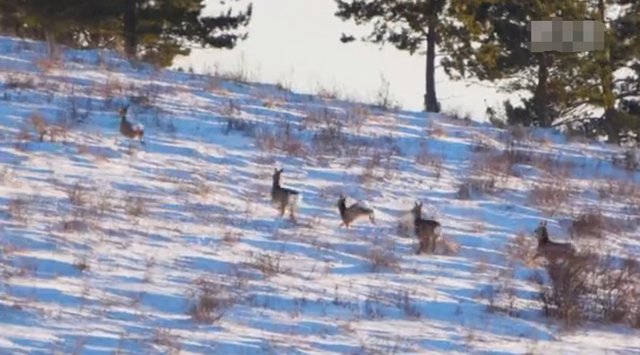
[
  {"left": 0, "top": 0, "right": 252, "bottom": 67},
  {"left": 123, "top": 0, "right": 253, "bottom": 67},
  {"left": 0, "top": 0, "right": 26, "bottom": 37},
  {"left": 586, "top": 0, "right": 640, "bottom": 143},
  {"left": 441, "top": 0, "right": 593, "bottom": 127},
  {"left": 6, "top": 0, "right": 88, "bottom": 56},
  {"left": 0, "top": 0, "right": 121, "bottom": 55},
  {"left": 334, "top": 0, "right": 448, "bottom": 113}
]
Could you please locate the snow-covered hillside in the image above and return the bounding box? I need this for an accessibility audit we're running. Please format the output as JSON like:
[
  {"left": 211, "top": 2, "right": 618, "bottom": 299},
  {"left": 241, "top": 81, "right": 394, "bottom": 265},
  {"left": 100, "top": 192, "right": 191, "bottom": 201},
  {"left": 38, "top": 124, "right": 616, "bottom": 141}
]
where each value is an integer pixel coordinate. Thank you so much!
[{"left": 0, "top": 36, "right": 640, "bottom": 355}]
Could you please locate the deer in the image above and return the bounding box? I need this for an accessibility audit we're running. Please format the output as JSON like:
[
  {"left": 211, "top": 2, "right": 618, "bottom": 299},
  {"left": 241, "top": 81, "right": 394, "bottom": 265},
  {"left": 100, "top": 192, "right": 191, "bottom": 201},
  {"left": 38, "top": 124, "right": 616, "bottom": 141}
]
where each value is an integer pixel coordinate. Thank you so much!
[
  {"left": 336, "top": 195, "right": 375, "bottom": 228},
  {"left": 410, "top": 201, "right": 442, "bottom": 254},
  {"left": 271, "top": 168, "right": 302, "bottom": 222},
  {"left": 119, "top": 106, "right": 145, "bottom": 145},
  {"left": 532, "top": 220, "right": 577, "bottom": 263}
]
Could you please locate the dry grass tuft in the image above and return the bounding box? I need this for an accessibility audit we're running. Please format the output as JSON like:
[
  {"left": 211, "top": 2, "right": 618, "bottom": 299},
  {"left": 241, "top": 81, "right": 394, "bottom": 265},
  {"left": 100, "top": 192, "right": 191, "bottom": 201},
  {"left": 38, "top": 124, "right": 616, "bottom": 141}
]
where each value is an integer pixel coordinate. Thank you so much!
[
  {"left": 124, "top": 196, "right": 148, "bottom": 217},
  {"left": 67, "top": 181, "right": 88, "bottom": 206},
  {"left": 505, "top": 231, "right": 538, "bottom": 267},
  {"left": 530, "top": 253, "right": 640, "bottom": 329},
  {"left": 366, "top": 246, "right": 401, "bottom": 273},
  {"left": 8, "top": 196, "right": 32, "bottom": 223},
  {"left": 456, "top": 177, "right": 498, "bottom": 200},
  {"left": 246, "top": 251, "right": 289, "bottom": 278},
  {"left": 187, "top": 273, "right": 246, "bottom": 324},
  {"left": 527, "top": 179, "right": 573, "bottom": 215},
  {"left": 415, "top": 138, "right": 445, "bottom": 179},
  {"left": 569, "top": 208, "right": 607, "bottom": 239}
]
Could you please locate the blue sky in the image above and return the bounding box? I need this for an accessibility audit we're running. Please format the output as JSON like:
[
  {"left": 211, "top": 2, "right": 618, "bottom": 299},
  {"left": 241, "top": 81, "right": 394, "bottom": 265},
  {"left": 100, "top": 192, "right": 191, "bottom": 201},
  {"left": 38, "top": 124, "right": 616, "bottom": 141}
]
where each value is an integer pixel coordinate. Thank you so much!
[{"left": 174, "top": 0, "right": 518, "bottom": 121}]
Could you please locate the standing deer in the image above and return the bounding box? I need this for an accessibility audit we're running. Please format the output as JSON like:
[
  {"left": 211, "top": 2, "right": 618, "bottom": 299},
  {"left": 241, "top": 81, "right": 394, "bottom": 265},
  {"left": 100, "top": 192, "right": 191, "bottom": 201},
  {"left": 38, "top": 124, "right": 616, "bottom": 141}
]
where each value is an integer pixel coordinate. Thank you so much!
[
  {"left": 336, "top": 195, "right": 375, "bottom": 228},
  {"left": 410, "top": 201, "right": 442, "bottom": 254},
  {"left": 119, "top": 106, "right": 145, "bottom": 145},
  {"left": 271, "top": 168, "right": 302, "bottom": 222},
  {"left": 532, "top": 220, "right": 576, "bottom": 262}
]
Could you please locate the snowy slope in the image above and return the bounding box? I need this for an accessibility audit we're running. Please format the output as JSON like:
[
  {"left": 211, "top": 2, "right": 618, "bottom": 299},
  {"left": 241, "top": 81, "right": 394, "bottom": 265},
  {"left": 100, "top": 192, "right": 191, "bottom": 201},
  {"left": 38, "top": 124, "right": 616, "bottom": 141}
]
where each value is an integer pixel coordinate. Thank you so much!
[{"left": 0, "top": 36, "right": 639, "bottom": 355}]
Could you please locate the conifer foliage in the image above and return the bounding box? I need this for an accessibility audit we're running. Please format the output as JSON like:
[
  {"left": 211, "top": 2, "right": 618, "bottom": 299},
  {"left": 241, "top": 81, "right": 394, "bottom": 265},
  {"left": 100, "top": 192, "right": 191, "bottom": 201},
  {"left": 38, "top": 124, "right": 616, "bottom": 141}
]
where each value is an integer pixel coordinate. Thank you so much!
[
  {"left": 0, "top": 0, "right": 253, "bottom": 67},
  {"left": 440, "top": 0, "right": 640, "bottom": 141},
  {"left": 334, "top": 0, "right": 640, "bottom": 143}
]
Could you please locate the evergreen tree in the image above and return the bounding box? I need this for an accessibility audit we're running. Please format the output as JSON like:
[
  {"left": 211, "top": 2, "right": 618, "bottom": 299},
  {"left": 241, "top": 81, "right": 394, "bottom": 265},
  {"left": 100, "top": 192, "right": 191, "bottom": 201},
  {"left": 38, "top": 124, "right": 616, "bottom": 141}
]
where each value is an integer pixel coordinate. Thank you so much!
[
  {"left": 441, "top": 0, "right": 593, "bottom": 127},
  {"left": 0, "top": 0, "right": 26, "bottom": 37},
  {"left": 0, "top": 0, "right": 252, "bottom": 67},
  {"left": 0, "top": 0, "right": 122, "bottom": 54},
  {"left": 585, "top": 0, "right": 640, "bottom": 143},
  {"left": 122, "top": 0, "right": 253, "bottom": 67},
  {"left": 334, "top": 0, "right": 447, "bottom": 113}
]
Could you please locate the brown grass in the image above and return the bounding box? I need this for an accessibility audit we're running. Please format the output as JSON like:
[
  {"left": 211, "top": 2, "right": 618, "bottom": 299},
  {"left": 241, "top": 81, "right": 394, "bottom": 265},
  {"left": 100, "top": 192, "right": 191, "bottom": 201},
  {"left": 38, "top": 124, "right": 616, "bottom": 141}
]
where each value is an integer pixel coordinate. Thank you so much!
[
  {"left": 365, "top": 246, "right": 401, "bottom": 273},
  {"left": 456, "top": 177, "right": 498, "bottom": 200},
  {"left": 527, "top": 179, "right": 573, "bottom": 215},
  {"left": 245, "top": 251, "right": 289, "bottom": 278},
  {"left": 124, "top": 196, "right": 148, "bottom": 217},
  {"left": 8, "top": 196, "right": 31, "bottom": 222},
  {"left": 505, "top": 231, "right": 538, "bottom": 267},
  {"left": 530, "top": 252, "right": 640, "bottom": 329},
  {"left": 67, "top": 181, "right": 88, "bottom": 206},
  {"left": 5, "top": 72, "right": 36, "bottom": 90},
  {"left": 598, "top": 178, "right": 640, "bottom": 202},
  {"left": 415, "top": 138, "right": 445, "bottom": 179},
  {"left": 187, "top": 273, "right": 247, "bottom": 324},
  {"left": 569, "top": 208, "right": 607, "bottom": 239}
]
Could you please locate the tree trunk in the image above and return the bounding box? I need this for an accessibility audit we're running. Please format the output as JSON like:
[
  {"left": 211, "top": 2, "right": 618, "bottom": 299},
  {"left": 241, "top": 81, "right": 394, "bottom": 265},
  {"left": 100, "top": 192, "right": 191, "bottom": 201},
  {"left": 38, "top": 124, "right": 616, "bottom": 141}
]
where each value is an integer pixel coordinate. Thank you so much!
[
  {"left": 534, "top": 52, "right": 550, "bottom": 127},
  {"left": 123, "top": 0, "right": 138, "bottom": 59},
  {"left": 44, "top": 29, "right": 57, "bottom": 60},
  {"left": 424, "top": 18, "right": 440, "bottom": 113},
  {"left": 597, "top": 0, "right": 618, "bottom": 143}
]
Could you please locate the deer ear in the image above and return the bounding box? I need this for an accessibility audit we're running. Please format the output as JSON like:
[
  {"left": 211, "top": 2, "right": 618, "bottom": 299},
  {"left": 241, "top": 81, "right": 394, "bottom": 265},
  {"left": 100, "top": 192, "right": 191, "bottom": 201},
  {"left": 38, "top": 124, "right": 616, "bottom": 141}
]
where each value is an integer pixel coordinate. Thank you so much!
[
  {"left": 279, "top": 168, "right": 284, "bottom": 173},
  {"left": 415, "top": 201, "right": 419, "bottom": 206}
]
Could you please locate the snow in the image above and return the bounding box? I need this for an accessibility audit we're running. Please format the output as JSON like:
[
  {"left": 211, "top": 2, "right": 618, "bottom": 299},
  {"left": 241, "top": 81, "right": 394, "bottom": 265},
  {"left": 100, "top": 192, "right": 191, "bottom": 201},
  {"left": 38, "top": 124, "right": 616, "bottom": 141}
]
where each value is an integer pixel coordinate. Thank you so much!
[{"left": 0, "top": 35, "right": 639, "bottom": 355}]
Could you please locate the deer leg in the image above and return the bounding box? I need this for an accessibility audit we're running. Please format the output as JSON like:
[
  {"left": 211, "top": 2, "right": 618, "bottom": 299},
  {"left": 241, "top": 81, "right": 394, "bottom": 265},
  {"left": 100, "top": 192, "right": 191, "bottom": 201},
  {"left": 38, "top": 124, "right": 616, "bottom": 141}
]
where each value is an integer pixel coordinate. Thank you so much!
[
  {"left": 429, "top": 237, "right": 437, "bottom": 253},
  {"left": 369, "top": 214, "right": 375, "bottom": 225},
  {"left": 279, "top": 204, "right": 286, "bottom": 218},
  {"left": 289, "top": 207, "right": 297, "bottom": 223}
]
